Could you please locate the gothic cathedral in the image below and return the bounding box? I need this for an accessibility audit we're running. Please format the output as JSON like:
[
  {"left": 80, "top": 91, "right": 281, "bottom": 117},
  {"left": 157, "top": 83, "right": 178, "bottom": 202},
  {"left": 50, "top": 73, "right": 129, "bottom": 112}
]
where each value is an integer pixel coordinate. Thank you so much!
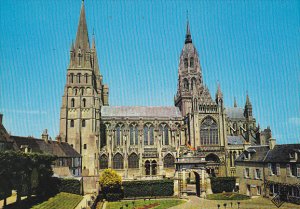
[{"left": 59, "top": 1, "right": 273, "bottom": 178}]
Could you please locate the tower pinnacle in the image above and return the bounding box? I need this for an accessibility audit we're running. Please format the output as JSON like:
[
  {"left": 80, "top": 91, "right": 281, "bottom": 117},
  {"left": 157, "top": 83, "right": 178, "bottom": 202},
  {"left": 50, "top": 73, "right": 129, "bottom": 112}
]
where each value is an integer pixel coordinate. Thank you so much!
[
  {"left": 75, "top": 0, "right": 90, "bottom": 51},
  {"left": 185, "top": 13, "right": 192, "bottom": 44}
]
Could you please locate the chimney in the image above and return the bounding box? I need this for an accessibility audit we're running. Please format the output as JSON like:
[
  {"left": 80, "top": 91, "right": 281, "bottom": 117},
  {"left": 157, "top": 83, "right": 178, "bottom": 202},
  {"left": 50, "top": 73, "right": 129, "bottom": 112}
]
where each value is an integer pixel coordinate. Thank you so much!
[
  {"left": 56, "top": 135, "right": 62, "bottom": 144},
  {"left": 41, "top": 129, "right": 49, "bottom": 143},
  {"left": 269, "top": 137, "right": 276, "bottom": 150},
  {"left": 0, "top": 113, "right": 3, "bottom": 125}
]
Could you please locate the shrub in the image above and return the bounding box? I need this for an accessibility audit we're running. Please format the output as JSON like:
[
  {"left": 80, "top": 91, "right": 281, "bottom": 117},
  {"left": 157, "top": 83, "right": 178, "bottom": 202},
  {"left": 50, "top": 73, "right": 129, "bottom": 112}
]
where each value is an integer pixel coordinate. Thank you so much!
[
  {"left": 99, "top": 169, "right": 122, "bottom": 201},
  {"left": 106, "top": 193, "right": 123, "bottom": 202},
  {"left": 123, "top": 179, "right": 174, "bottom": 197},
  {"left": 210, "top": 177, "right": 236, "bottom": 193},
  {"left": 48, "top": 177, "right": 81, "bottom": 195}
]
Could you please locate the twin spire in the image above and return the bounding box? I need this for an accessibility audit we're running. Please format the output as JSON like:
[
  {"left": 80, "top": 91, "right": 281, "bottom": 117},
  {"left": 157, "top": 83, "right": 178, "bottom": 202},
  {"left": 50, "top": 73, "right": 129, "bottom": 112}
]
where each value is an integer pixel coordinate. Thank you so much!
[{"left": 75, "top": 0, "right": 90, "bottom": 51}]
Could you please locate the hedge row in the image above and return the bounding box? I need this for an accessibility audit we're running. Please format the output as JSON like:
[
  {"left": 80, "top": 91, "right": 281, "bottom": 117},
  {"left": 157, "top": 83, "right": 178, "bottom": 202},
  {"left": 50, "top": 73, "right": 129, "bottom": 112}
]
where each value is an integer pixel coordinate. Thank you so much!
[
  {"left": 51, "top": 177, "right": 82, "bottom": 195},
  {"left": 210, "top": 177, "right": 236, "bottom": 193},
  {"left": 123, "top": 179, "right": 174, "bottom": 197}
]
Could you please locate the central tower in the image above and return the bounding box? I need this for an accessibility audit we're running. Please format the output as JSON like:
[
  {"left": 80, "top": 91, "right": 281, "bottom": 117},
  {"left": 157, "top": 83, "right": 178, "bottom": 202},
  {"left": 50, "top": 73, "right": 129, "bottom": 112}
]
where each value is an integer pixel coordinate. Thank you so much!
[{"left": 59, "top": 1, "right": 109, "bottom": 175}]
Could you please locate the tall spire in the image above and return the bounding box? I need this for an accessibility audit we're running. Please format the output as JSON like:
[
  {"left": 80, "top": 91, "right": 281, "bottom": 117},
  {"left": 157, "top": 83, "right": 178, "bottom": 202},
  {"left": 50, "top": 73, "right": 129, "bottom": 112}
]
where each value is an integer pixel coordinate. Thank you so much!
[
  {"left": 185, "top": 11, "right": 192, "bottom": 44},
  {"left": 234, "top": 97, "right": 237, "bottom": 107},
  {"left": 75, "top": 0, "right": 90, "bottom": 51},
  {"left": 245, "top": 93, "right": 252, "bottom": 106}
]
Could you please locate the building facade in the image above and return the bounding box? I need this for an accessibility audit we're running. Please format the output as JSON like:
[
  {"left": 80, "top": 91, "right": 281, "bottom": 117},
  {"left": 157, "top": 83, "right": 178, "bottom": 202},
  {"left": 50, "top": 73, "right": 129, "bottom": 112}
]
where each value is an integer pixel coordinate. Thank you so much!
[
  {"left": 236, "top": 144, "right": 300, "bottom": 204},
  {"left": 59, "top": 1, "right": 273, "bottom": 179}
]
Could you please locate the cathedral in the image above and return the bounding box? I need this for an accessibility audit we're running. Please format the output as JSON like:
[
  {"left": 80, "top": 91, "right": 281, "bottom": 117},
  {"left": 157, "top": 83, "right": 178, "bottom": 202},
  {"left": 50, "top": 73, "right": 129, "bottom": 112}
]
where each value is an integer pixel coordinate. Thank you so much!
[{"left": 59, "top": 1, "right": 273, "bottom": 179}]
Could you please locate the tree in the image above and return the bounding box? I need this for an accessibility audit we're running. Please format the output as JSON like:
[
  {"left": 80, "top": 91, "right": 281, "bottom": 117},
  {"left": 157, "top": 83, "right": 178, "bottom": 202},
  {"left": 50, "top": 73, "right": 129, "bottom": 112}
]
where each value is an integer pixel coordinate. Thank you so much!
[{"left": 99, "top": 169, "right": 122, "bottom": 201}]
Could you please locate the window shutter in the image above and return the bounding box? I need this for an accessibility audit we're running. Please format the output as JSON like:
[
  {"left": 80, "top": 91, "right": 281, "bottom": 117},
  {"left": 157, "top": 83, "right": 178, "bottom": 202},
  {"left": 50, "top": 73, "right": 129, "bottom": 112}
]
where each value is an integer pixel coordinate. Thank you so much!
[
  {"left": 276, "top": 163, "right": 280, "bottom": 176},
  {"left": 268, "top": 163, "right": 272, "bottom": 175},
  {"left": 287, "top": 164, "right": 291, "bottom": 176},
  {"left": 253, "top": 169, "right": 256, "bottom": 179}
]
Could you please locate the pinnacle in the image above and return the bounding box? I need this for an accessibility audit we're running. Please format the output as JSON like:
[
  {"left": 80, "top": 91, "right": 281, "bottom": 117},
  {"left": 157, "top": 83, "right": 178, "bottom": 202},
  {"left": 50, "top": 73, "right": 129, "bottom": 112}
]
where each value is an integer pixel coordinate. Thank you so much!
[{"left": 74, "top": 0, "right": 90, "bottom": 51}]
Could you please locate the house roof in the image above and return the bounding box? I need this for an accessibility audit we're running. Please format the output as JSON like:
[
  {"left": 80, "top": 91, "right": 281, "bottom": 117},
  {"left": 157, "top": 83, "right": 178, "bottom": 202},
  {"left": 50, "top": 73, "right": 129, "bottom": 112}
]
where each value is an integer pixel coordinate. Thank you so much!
[
  {"left": 227, "top": 136, "right": 245, "bottom": 145},
  {"left": 101, "top": 106, "right": 182, "bottom": 119},
  {"left": 264, "top": 144, "right": 300, "bottom": 163},
  {"left": 225, "top": 107, "right": 245, "bottom": 119},
  {"left": 11, "top": 136, "right": 81, "bottom": 158},
  {"left": 236, "top": 145, "right": 270, "bottom": 162},
  {"left": 236, "top": 144, "right": 300, "bottom": 163}
]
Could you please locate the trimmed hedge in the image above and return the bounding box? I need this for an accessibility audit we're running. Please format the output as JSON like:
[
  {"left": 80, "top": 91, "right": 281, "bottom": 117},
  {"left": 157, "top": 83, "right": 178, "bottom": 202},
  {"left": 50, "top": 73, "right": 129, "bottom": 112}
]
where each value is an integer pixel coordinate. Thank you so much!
[
  {"left": 210, "top": 177, "right": 236, "bottom": 193},
  {"left": 50, "top": 177, "right": 81, "bottom": 195},
  {"left": 123, "top": 179, "right": 174, "bottom": 198}
]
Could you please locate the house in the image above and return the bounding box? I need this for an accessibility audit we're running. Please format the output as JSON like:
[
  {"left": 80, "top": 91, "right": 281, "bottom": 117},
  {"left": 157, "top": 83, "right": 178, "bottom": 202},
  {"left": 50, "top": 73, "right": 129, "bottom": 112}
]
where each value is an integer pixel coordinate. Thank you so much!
[{"left": 236, "top": 141, "right": 300, "bottom": 205}]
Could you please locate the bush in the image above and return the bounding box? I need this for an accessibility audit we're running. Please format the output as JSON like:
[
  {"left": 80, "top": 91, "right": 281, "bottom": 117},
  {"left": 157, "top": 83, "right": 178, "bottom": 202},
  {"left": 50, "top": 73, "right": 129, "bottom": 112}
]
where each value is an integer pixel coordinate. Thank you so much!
[
  {"left": 210, "top": 177, "right": 236, "bottom": 193},
  {"left": 99, "top": 169, "right": 122, "bottom": 201},
  {"left": 49, "top": 177, "right": 81, "bottom": 195},
  {"left": 106, "top": 193, "right": 123, "bottom": 202},
  {"left": 207, "top": 192, "right": 250, "bottom": 200},
  {"left": 123, "top": 179, "right": 174, "bottom": 198}
]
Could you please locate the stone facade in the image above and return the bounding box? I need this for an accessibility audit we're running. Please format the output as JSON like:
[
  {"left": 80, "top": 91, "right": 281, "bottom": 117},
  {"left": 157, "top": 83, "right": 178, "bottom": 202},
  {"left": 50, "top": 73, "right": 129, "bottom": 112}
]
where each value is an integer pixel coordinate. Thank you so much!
[
  {"left": 59, "top": 1, "right": 273, "bottom": 180},
  {"left": 236, "top": 144, "right": 300, "bottom": 204}
]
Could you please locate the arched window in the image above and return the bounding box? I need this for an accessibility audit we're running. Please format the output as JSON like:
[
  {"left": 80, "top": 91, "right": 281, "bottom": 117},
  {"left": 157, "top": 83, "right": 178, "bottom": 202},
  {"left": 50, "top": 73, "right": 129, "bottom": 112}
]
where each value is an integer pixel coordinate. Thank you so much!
[
  {"left": 82, "top": 119, "right": 86, "bottom": 127},
  {"left": 152, "top": 160, "right": 157, "bottom": 175},
  {"left": 82, "top": 98, "right": 86, "bottom": 107},
  {"left": 183, "top": 78, "right": 189, "bottom": 90},
  {"left": 190, "top": 57, "right": 194, "bottom": 68},
  {"left": 77, "top": 73, "right": 81, "bottom": 83},
  {"left": 70, "top": 120, "right": 74, "bottom": 127},
  {"left": 113, "top": 153, "right": 124, "bottom": 169},
  {"left": 70, "top": 73, "right": 74, "bottom": 83},
  {"left": 191, "top": 78, "right": 196, "bottom": 90},
  {"left": 164, "top": 153, "right": 175, "bottom": 168},
  {"left": 130, "top": 125, "right": 138, "bottom": 145},
  {"left": 116, "top": 125, "right": 122, "bottom": 146},
  {"left": 149, "top": 126, "right": 154, "bottom": 145},
  {"left": 128, "top": 153, "right": 139, "bottom": 169},
  {"left": 145, "top": 160, "right": 150, "bottom": 175},
  {"left": 233, "top": 151, "right": 237, "bottom": 166},
  {"left": 184, "top": 58, "right": 188, "bottom": 68},
  {"left": 160, "top": 124, "right": 169, "bottom": 145},
  {"left": 144, "top": 124, "right": 154, "bottom": 145},
  {"left": 99, "top": 154, "right": 108, "bottom": 169},
  {"left": 71, "top": 98, "right": 75, "bottom": 107},
  {"left": 85, "top": 73, "right": 88, "bottom": 83},
  {"left": 144, "top": 126, "right": 148, "bottom": 145},
  {"left": 193, "top": 98, "right": 198, "bottom": 111},
  {"left": 200, "top": 117, "right": 218, "bottom": 145}
]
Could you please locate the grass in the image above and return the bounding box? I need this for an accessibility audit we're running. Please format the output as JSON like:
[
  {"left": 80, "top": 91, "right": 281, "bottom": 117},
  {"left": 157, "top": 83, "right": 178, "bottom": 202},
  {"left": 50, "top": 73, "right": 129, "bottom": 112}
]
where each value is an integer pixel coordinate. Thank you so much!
[
  {"left": 106, "top": 199, "right": 186, "bottom": 209},
  {"left": 31, "top": 192, "right": 83, "bottom": 209},
  {"left": 207, "top": 192, "right": 250, "bottom": 200}
]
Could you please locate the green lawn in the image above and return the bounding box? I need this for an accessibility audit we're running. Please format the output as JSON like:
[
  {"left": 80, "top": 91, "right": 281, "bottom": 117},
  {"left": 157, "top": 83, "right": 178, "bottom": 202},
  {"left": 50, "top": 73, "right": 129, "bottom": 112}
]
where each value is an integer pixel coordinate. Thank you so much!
[
  {"left": 106, "top": 199, "right": 186, "bottom": 209},
  {"left": 31, "top": 192, "right": 83, "bottom": 209},
  {"left": 207, "top": 192, "right": 250, "bottom": 200}
]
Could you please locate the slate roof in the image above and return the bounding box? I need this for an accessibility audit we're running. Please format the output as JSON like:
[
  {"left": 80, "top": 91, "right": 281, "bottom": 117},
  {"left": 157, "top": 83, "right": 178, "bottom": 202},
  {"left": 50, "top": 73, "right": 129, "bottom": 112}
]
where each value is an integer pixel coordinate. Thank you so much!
[
  {"left": 236, "top": 144, "right": 300, "bottom": 163},
  {"left": 101, "top": 106, "right": 182, "bottom": 119},
  {"left": 225, "top": 107, "right": 245, "bottom": 119},
  {"left": 227, "top": 136, "right": 245, "bottom": 145},
  {"left": 236, "top": 145, "right": 270, "bottom": 162},
  {"left": 11, "top": 136, "right": 81, "bottom": 158},
  {"left": 264, "top": 144, "right": 300, "bottom": 163}
]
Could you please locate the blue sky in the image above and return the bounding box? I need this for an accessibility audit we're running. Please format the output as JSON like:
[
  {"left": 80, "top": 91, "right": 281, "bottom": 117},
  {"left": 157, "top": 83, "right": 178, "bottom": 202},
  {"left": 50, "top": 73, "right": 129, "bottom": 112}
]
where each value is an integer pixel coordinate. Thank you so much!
[{"left": 0, "top": 0, "right": 299, "bottom": 144}]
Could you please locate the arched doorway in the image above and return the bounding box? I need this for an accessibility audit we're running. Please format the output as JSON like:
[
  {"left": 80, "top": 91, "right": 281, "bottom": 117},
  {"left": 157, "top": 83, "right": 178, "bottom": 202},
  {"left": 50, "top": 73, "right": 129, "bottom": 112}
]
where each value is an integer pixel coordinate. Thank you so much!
[
  {"left": 145, "top": 160, "right": 150, "bottom": 175},
  {"left": 186, "top": 170, "right": 201, "bottom": 197},
  {"left": 193, "top": 171, "right": 201, "bottom": 197},
  {"left": 205, "top": 153, "right": 220, "bottom": 177}
]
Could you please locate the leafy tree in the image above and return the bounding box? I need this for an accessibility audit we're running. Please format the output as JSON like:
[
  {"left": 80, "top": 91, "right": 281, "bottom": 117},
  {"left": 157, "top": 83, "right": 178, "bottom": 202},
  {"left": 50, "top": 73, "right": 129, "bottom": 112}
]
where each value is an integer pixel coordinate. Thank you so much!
[
  {"left": 99, "top": 169, "right": 122, "bottom": 201},
  {"left": 0, "top": 151, "right": 56, "bottom": 205}
]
